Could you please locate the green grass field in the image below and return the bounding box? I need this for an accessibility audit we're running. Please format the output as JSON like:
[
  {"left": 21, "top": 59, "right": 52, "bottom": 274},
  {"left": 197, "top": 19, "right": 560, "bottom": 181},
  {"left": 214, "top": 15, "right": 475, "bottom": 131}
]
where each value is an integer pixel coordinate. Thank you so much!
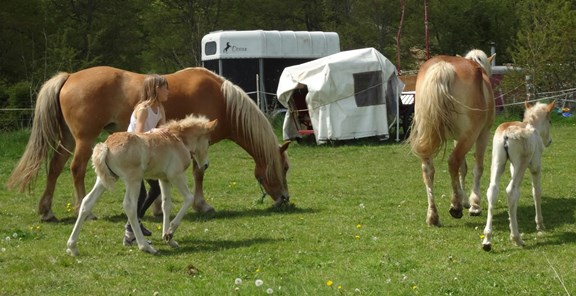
[{"left": 1, "top": 114, "right": 575, "bottom": 295}]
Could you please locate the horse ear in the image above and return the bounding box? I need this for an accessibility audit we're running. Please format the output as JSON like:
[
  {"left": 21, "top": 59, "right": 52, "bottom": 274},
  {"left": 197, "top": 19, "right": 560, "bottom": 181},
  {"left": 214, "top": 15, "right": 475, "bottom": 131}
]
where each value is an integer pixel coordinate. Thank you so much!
[
  {"left": 488, "top": 53, "right": 496, "bottom": 63},
  {"left": 206, "top": 119, "right": 218, "bottom": 131},
  {"left": 546, "top": 100, "right": 556, "bottom": 113},
  {"left": 279, "top": 141, "right": 291, "bottom": 153},
  {"left": 524, "top": 100, "right": 532, "bottom": 110}
]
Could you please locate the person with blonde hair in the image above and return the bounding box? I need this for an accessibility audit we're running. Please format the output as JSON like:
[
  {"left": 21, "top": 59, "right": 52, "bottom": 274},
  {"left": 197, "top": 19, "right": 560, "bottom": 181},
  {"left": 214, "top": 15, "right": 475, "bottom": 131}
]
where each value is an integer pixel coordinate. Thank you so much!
[{"left": 123, "top": 74, "right": 168, "bottom": 246}]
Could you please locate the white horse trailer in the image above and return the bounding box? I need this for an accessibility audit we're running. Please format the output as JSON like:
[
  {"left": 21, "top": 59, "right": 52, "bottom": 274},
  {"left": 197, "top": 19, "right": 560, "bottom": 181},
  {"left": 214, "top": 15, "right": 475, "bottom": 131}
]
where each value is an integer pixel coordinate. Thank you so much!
[{"left": 201, "top": 30, "right": 340, "bottom": 112}]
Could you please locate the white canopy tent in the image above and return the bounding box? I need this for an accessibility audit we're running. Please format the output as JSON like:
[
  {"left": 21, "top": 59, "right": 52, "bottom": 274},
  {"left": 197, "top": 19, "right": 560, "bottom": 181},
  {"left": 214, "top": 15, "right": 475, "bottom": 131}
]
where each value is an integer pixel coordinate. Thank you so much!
[{"left": 276, "top": 48, "right": 404, "bottom": 144}]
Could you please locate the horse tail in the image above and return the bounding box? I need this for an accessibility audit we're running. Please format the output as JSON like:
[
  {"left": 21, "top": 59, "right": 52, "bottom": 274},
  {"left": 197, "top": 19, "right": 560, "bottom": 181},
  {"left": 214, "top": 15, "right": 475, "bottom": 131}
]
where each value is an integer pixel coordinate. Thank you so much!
[
  {"left": 409, "top": 61, "right": 457, "bottom": 157},
  {"left": 91, "top": 143, "right": 117, "bottom": 190},
  {"left": 7, "top": 72, "right": 70, "bottom": 192}
]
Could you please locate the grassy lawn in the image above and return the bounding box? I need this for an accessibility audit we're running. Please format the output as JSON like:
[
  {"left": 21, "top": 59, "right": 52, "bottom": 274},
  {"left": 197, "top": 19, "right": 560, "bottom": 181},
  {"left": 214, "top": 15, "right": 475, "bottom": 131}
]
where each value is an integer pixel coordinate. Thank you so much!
[{"left": 0, "top": 114, "right": 575, "bottom": 295}]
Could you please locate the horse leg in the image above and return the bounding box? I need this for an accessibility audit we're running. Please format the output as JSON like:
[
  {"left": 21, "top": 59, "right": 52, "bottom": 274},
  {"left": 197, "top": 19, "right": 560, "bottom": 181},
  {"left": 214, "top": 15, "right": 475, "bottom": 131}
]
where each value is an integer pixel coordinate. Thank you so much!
[
  {"left": 530, "top": 160, "right": 545, "bottom": 232},
  {"left": 482, "top": 144, "right": 507, "bottom": 251},
  {"left": 191, "top": 162, "right": 215, "bottom": 213},
  {"left": 157, "top": 180, "right": 177, "bottom": 248},
  {"left": 39, "top": 146, "right": 71, "bottom": 221},
  {"left": 70, "top": 139, "right": 96, "bottom": 220},
  {"left": 124, "top": 181, "right": 156, "bottom": 254},
  {"left": 506, "top": 162, "right": 528, "bottom": 247},
  {"left": 421, "top": 157, "right": 440, "bottom": 226},
  {"left": 164, "top": 175, "right": 195, "bottom": 248},
  {"left": 458, "top": 155, "right": 469, "bottom": 209},
  {"left": 447, "top": 139, "right": 474, "bottom": 219},
  {"left": 66, "top": 178, "right": 107, "bottom": 256},
  {"left": 469, "top": 129, "right": 491, "bottom": 216}
]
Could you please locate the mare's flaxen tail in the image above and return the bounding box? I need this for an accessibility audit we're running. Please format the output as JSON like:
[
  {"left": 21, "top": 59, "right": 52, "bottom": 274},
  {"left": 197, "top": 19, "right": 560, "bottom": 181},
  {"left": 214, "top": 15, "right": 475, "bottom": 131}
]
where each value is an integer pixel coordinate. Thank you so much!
[
  {"left": 408, "top": 61, "right": 458, "bottom": 158},
  {"left": 91, "top": 143, "right": 117, "bottom": 190},
  {"left": 7, "top": 72, "right": 70, "bottom": 192}
]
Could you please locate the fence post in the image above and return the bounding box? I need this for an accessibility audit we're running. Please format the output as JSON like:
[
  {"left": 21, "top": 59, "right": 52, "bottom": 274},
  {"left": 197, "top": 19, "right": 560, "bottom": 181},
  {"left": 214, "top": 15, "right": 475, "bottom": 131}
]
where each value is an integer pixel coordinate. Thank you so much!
[{"left": 525, "top": 75, "right": 534, "bottom": 102}]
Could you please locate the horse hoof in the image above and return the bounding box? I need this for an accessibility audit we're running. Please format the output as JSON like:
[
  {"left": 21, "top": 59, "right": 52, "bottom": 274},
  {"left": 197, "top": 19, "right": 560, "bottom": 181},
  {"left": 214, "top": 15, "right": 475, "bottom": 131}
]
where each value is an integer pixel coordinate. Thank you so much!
[
  {"left": 482, "top": 244, "right": 492, "bottom": 252},
  {"left": 41, "top": 215, "right": 59, "bottom": 223},
  {"left": 468, "top": 209, "right": 482, "bottom": 217},
  {"left": 449, "top": 207, "right": 463, "bottom": 219},
  {"left": 167, "top": 239, "right": 179, "bottom": 248}
]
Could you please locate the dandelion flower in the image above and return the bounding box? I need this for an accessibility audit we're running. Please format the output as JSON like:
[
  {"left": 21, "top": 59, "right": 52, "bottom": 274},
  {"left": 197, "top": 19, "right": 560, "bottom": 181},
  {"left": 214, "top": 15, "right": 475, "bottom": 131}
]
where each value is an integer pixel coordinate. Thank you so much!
[
  {"left": 235, "top": 278, "right": 242, "bottom": 285},
  {"left": 157, "top": 225, "right": 161, "bottom": 230},
  {"left": 480, "top": 234, "right": 485, "bottom": 239},
  {"left": 255, "top": 279, "right": 264, "bottom": 287},
  {"left": 266, "top": 288, "right": 273, "bottom": 294},
  {"left": 326, "top": 280, "right": 333, "bottom": 287},
  {"left": 355, "top": 235, "right": 360, "bottom": 239},
  {"left": 256, "top": 268, "right": 261, "bottom": 273},
  {"left": 338, "top": 285, "right": 342, "bottom": 289},
  {"left": 356, "top": 224, "right": 362, "bottom": 229}
]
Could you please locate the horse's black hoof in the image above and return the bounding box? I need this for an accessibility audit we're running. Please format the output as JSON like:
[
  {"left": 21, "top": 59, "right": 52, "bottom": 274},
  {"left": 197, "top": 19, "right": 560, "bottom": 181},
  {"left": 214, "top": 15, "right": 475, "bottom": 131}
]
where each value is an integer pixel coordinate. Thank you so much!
[
  {"left": 449, "top": 207, "right": 463, "bottom": 219},
  {"left": 482, "top": 244, "right": 492, "bottom": 252}
]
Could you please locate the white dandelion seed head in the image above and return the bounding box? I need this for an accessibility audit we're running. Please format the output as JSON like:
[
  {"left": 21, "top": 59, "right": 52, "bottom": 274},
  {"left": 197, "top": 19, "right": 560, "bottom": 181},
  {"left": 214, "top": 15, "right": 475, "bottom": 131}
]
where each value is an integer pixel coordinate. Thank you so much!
[
  {"left": 255, "top": 279, "right": 264, "bottom": 287},
  {"left": 5, "top": 237, "right": 10, "bottom": 241},
  {"left": 1, "top": 248, "right": 5, "bottom": 252},
  {"left": 355, "top": 288, "right": 361, "bottom": 293},
  {"left": 12, "top": 233, "right": 18, "bottom": 238},
  {"left": 359, "top": 203, "right": 365, "bottom": 209},
  {"left": 235, "top": 278, "right": 242, "bottom": 285},
  {"left": 266, "top": 288, "right": 273, "bottom": 294}
]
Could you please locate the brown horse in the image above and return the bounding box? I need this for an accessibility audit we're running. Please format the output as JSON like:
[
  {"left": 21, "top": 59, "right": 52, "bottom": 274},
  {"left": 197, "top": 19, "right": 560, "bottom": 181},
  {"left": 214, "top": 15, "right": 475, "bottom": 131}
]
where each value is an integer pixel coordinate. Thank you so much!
[
  {"left": 8, "top": 66, "right": 291, "bottom": 221},
  {"left": 408, "top": 49, "right": 495, "bottom": 227}
]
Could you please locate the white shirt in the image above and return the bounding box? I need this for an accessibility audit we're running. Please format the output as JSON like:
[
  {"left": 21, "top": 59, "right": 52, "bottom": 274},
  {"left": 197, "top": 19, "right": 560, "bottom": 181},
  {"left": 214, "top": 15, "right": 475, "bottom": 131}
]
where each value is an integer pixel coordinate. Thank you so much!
[{"left": 127, "top": 105, "right": 163, "bottom": 132}]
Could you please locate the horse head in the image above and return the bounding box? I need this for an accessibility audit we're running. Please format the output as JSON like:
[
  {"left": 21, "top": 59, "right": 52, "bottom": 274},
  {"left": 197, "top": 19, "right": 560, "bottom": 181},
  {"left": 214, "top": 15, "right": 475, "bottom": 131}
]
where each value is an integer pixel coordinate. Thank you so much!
[
  {"left": 166, "top": 115, "right": 218, "bottom": 172},
  {"left": 464, "top": 49, "right": 495, "bottom": 77},
  {"left": 525, "top": 100, "right": 555, "bottom": 147},
  {"left": 255, "top": 141, "right": 291, "bottom": 206}
]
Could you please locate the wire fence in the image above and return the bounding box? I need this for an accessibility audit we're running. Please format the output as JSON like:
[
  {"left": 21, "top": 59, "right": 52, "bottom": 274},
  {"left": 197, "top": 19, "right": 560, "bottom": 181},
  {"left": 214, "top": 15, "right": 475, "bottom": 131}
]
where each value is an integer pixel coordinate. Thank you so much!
[{"left": 0, "top": 108, "right": 34, "bottom": 132}]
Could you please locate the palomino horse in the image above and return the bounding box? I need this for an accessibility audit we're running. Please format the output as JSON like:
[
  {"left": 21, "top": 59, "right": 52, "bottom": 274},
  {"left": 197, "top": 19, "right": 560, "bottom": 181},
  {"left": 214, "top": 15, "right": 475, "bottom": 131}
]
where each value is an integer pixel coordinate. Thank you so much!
[
  {"left": 7, "top": 66, "right": 291, "bottom": 221},
  {"left": 482, "top": 101, "right": 555, "bottom": 251},
  {"left": 409, "top": 49, "right": 495, "bottom": 226},
  {"left": 67, "top": 115, "right": 217, "bottom": 256}
]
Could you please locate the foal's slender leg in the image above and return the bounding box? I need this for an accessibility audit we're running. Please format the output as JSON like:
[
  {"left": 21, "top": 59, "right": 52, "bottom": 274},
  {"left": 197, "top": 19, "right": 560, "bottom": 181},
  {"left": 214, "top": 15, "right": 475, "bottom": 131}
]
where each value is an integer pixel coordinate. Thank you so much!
[
  {"left": 448, "top": 138, "right": 475, "bottom": 219},
  {"left": 38, "top": 131, "right": 74, "bottom": 222},
  {"left": 66, "top": 178, "right": 107, "bottom": 256},
  {"left": 421, "top": 157, "right": 439, "bottom": 226},
  {"left": 469, "top": 128, "right": 491, "bottom": 216},
  {"left": 191, "top": 162, "right": 215, "bottom": 213},
  {"left": 506, "top": 162, "right": 528, "bottom": 247},
  {"left": 482, "top": 143, "right": 507, "bottom": 251},
  {"left": 170, "top": 174, "right": 196, "bottom": 231},
  {"left": 158, "top": 180, "right": 178, "bottom": 248},
  {"left": 530, "top": 159, "right": 545, "bottom": 232},
  {"left": 124, "top": 181, "right": 156, "bottom": 254}
]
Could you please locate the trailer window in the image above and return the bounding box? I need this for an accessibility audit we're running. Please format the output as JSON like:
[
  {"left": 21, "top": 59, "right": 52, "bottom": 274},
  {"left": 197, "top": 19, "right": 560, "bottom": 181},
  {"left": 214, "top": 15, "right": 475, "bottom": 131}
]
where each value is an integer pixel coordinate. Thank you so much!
[
  {"left": 353, "top": 71, "right": 384, "bottom": 107},
  {"left": 205, "top": 41, "right": 217, "bottom": 55}
]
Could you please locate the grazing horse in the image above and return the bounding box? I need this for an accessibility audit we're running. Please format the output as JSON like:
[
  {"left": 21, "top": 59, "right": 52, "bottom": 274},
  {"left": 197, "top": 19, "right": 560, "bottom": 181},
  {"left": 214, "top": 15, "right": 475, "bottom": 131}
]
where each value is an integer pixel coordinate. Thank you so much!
[
  {"left": 7, "top": 66, "right": 290, "bottom": 221},
  {"left": 66, "top": 115, "right": 217, "bottom": 256},
  {"left": 482, "top": 101, "right": 555, "bottom": 251},
  {"left": 408, "top": 49, "right": 495, "bottom": 226}
]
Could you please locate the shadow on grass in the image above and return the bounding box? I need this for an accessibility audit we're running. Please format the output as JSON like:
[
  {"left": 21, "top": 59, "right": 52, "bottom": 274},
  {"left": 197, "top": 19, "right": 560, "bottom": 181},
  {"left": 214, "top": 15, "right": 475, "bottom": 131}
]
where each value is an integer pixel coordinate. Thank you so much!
[
  {"left": 89, "top": 205, "right": 318, "bottom": 224},
  {"left": 466, "top": 196, "right": 576, "bottom": 251},
  {"left": 157, "top": 237, "right": 279, "bottom": 256}
]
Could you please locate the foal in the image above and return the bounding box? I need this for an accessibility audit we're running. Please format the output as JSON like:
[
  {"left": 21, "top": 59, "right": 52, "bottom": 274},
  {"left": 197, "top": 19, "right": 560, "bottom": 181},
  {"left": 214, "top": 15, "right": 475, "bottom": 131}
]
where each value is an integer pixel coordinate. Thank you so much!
[
  {"left": 66, "top": 115, "right": 217, "bottom": 256},
  {"left": 482, "top": 101, "right": 555, "bottom": 251}
]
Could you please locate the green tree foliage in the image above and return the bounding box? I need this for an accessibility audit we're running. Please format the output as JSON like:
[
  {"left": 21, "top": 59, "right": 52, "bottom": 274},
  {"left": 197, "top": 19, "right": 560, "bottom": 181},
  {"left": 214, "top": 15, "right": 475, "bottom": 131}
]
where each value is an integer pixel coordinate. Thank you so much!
[
  {"left": 0, "top": 0, "right": 573, "bottom": 109},
  {"left": 510, "top": 0, "right": 576, "bottom": 93}
]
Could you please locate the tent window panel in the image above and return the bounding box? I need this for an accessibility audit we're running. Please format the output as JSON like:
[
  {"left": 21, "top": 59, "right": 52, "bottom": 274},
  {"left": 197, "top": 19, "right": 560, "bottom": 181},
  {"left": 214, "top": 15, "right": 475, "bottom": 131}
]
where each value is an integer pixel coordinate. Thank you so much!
[{"left": 353, "top": 71, "right": 384, "bottom": 107}]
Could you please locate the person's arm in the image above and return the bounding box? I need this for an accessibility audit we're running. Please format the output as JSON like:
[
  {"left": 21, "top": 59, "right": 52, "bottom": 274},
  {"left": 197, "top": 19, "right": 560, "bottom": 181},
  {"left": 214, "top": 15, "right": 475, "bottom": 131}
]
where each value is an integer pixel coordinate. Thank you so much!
[{"left": 133, "top": 107, "right": 149, "bottom": 133}]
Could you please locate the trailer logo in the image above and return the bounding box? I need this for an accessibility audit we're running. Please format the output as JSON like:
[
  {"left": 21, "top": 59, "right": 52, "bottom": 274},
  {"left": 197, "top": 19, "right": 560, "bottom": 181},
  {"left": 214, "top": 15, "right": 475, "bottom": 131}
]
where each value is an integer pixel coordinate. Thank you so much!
[{"left": 223, "top": 42, "right": 247, "bottom": 53}]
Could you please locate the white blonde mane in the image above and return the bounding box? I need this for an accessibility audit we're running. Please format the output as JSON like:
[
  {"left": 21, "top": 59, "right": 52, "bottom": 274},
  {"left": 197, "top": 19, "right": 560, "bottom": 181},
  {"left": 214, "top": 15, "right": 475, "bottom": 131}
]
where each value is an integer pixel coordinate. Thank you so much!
[
  {"left": 465, "top": 49, "right": 492, "bottom": 77},
  {"left": 221, "top": 80, "right": 283, "bottom": 181}
]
